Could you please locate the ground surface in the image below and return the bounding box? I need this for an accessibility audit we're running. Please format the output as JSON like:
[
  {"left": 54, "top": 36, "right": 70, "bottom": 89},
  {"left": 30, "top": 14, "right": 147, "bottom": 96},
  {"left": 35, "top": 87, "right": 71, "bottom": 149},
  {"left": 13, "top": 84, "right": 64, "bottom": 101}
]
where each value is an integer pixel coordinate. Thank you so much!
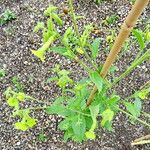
[{"left": 0, "top": 0, "right": 150, "bottom": 149}]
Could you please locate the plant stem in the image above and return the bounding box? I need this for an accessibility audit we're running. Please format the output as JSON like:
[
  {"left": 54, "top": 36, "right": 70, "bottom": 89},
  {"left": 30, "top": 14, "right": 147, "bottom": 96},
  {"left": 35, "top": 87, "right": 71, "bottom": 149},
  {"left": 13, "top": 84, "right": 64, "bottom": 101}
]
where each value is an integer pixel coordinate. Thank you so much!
[
  {"left": 109, "top": 49, "right": 150, "bottom": 88},
  {"left": 20, "top": 106, "right": 47, "bottom": 111},
  {"left": 116, "top": 107, "right": 150, "bottom": 128},
  {"left": 75, "top": 57, "right": 92, "bottom": 73},
  {"left": 68, "top": 0, "right": 97, "bottom": 70},
  {"left": 86, "top": 0, "right": 150, "bottom": 106},
  {"left": 68, "top": 0, "right": 80, "bottom": 37},
  {"left": 26, "top": 95, "right": 48, "bottom": 105},
  {"left": 131, "top": 140, "right": 150, "bottom": 146}
]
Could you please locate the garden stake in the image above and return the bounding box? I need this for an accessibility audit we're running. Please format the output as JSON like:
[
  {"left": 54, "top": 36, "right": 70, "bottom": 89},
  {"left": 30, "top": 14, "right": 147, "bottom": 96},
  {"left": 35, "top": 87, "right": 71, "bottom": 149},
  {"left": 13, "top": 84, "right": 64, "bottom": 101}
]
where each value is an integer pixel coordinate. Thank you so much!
[{"left": 86, "top": 0, "right": 150, "bottom": 106}]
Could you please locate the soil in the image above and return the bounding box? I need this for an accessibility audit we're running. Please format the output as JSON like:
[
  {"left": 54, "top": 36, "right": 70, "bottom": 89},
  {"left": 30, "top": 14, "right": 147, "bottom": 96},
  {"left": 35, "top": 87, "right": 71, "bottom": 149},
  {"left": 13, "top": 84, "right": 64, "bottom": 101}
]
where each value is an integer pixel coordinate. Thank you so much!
[{"left": 0, "top": 0, "right": 150, "bottom": 150}]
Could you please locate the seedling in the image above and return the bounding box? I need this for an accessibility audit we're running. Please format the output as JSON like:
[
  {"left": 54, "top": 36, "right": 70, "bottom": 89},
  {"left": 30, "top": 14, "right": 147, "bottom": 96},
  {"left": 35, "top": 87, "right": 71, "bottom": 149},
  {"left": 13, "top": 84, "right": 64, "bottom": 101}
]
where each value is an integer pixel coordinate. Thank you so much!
[
  {"left": 0, "top": 69, "right": 6, "bottom": 78},
  {"left": 5, "top": 0, "right": 150, "bottom": 144},
  {"left": 0, "top": 9, "right": 16, "bottom": 26},
  {"left": 11, "top": 76, "right": 24, "bottom": 92}
]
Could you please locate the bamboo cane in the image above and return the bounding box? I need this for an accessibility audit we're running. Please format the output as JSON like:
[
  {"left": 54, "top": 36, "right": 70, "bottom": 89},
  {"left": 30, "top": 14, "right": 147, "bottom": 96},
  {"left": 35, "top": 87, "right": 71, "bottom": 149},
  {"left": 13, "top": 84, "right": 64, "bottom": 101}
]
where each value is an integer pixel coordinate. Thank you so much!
[{"left": 87, "top": 0, "right": 149, "bottom": 106}]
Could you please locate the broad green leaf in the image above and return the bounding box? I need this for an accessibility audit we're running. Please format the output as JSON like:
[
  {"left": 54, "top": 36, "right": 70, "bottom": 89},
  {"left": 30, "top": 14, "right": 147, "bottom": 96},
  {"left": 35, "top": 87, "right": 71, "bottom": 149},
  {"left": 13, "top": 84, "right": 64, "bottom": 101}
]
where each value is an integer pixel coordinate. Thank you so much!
[
  {"left": 25, "top": 117, "right": 37, "bottom": 128},
  {"left": 91, "top": 38, "right": 101, "bottom": 59},
  {"left": 53, "top": 97, "right": 65, "bottom": 105},
  {"left": 101, "top": 109, "right": 114, "bottom": 127},
  {"left": 51, "top": 13, "right": 63, "bottom": 26},
  {"left": 47, "top": 76, "right": 58, "bottom": 83},
  {"left": 134, "top": 98, "right": 142, "bottom": 112},
  {"left": 31, "top": 33, "right": 57, "bottom": 62},
  {"left": 71, "top": 115, "right": 86, "bottom": 141},
  {"left": 85, "top": 131, "right": 96, "bottom": 140},
  {"left": 57, "top": 76, "right": 73, "bottom": 88},
  {"left": 58, "top": 119, "right": 70, "bottom": 130},
  {"left": 132, "top": 29, "right": 146, "bottom": 50},
  {"left": 64, "top": 128, "right": 73, "bottom": 142},
  {"left": 33, "top": 22, "right": 45, "bottom": 32},
  {"left": 124, "top": 102, "right": 140, "bottom": 117},
  {"left": 90, "top": 71, "right": 103, "bottom": 92},
  {"left": 17, "top": 92, "right": 25, "bottom": 101},
  {"left": 7, "top": 97, "right": 19, "bottom": 109},
  {"left": 49, "top": 47, "right": 74, "bottom": 58},
  {"left": 89, "top": 105, "right": 99, "bottom": 131},
  {"left": 108, "top": 95, "right": 120, "bottom": 107},
  {"left": 15, "top": 122, "right": 28, "bottom": 131},
  {"left": 46, "top": 105, "right": 71, "bottom": 116}
]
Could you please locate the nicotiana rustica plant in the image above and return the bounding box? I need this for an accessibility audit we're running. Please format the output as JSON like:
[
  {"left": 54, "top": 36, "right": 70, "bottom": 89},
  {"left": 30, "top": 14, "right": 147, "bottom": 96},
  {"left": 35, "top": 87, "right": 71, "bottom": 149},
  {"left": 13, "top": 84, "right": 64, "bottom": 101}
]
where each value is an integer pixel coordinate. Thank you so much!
[{"left": 5, "top": 0, "right": 150, "bottom": 144}]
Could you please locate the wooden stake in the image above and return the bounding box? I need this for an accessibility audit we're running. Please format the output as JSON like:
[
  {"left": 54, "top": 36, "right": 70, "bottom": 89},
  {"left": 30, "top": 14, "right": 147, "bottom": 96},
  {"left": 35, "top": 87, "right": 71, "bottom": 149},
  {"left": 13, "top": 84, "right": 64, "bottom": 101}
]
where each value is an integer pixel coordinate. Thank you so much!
[{"left": 87, "top": 0, "right": 149, "bottom": 106}]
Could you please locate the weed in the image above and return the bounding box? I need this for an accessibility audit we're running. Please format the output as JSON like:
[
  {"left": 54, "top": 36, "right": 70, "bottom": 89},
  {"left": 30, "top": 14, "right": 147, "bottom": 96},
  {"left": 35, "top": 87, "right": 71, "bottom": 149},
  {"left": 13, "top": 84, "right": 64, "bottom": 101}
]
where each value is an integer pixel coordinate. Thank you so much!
[
  {"left": 11, "top": 76, "right": 24, "bottom": 92},
  {"left": 0, "top": 9, "right": 16, "bottom": 26},
  {"left": 0, "top": 69, "right": 6, "bottom": 78}
]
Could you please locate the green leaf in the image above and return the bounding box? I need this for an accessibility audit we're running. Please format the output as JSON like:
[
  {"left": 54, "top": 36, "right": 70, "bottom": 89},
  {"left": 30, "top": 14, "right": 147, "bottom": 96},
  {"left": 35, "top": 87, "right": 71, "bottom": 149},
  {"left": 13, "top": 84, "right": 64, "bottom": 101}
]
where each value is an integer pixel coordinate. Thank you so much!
[
  {"left": 109, "top": 66, "right": 118, "bottom": 74},
  {"left": 90, "top": 71, "right": 103, "bottom": 92},
  {"left": 58, "top": 70, "right": 70, "bottom": 76},
  {"left": 85, "top": 131, "right": 96, "bottom": 140},
  {"left": 47, "top": 18, "right": 54, "bottom": 31},
  {"left": 46, "top": 105, "right": 71, "bottom": 116},
  {"left": 44, "top": 5, "right": 58, "bottom": 16},
  {"left": 80, "top": 24, "right": 93, "bottom": 47},
  {"left": 132, "top": 29, "right": 146, "bottom": 50},
  {"left": 31, "top": 33, "right": 57, "bottom": 62},
  {"left": 33, "top": 22, "right": 45, "bottom": 32},
  {"left": 71, "top": 115, "right": 86, "bottom": 141},
  {"left": 7, "top": 97, "right": 19, "bottom": 109},
  {"left": 101, "top": 109, "right": 114, "bottom": 127},
  {"left": 137, "top": 88, "right": 150, "bottom": 100},
  {"left": 51, "top": 13, "right": 63, "bottom": 26},
  {"left": 145, "top": 31, "right": 150, "bottom": 41},
  {"left": 47, "top": 76, "right": 58, "bottom": 83},
  {"left": 124, "top": 102, "right": 140, "bottom": 117},
  {"left": 64, "top": 128, "right": 73, "bottom": 142},
  {"left": 15, "top": 122, "right": 28, "bottom": 131},
  {"left": 58, "top": 119, "right": 70, "bottom": 130},
  {"left": 134, "top": 98, "right": 142, "bottom": 113},
  {"left": 25, "top": 117, "right": 37, "bottom": 128},
  {"left": 49, "top": 47, "right": 74, "bottom": 58},
  {"left": 0, "top": 69, "right": 6, "bottom": 78},
  {"left": 17, "top": 92, "right": 25, "bottom": 101},
  {"left": 53, "top": 97, "right": 65, "bottom": 105},
  {"left": 108, "top": 95, "right": 120, "bottom": 108},
  {"left": 57, "top": 76, "right": 73, "bottom": 88},
  {"left": 89, "top": 105, "right": 99, "bottom": 131},
  {"left": 91, "top": 38, "right": 101, "bottom": 59}
]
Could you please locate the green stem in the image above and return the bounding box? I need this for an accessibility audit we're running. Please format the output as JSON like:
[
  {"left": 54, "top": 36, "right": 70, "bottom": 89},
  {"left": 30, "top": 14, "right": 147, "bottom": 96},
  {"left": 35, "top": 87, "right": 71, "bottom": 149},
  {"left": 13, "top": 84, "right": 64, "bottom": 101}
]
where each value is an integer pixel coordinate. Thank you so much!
[
  {"left": 20, "top": 106, "right": 47, "bottom": 111},
  {"left": 109, "top": 49, "right": 150, "bottom": 88},
  {"left": 68, "top": 0, "right": 97, "bottom": 70},
  {"left": 25, "top": 96, "right": 48, "bottom": 105},
  {"left": 87, "top": 43, "right": 98, "bottom": 68},
  {"left": 68, "top": 0, "right": 80, "bottom": 37},
  {"left": 116, "top": 107, "right": 150, "bottom": 128},
  {"left": 75, "top": 57, "right": 92, "bottom": 73}
]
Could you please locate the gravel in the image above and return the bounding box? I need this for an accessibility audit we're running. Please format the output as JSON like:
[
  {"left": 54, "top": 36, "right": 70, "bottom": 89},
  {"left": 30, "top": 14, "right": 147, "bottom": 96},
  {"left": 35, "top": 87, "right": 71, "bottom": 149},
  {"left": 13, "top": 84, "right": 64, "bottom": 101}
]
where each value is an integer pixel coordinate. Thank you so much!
[{"left": 0, "top": 0, "right": 150, "bottom": 149}]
